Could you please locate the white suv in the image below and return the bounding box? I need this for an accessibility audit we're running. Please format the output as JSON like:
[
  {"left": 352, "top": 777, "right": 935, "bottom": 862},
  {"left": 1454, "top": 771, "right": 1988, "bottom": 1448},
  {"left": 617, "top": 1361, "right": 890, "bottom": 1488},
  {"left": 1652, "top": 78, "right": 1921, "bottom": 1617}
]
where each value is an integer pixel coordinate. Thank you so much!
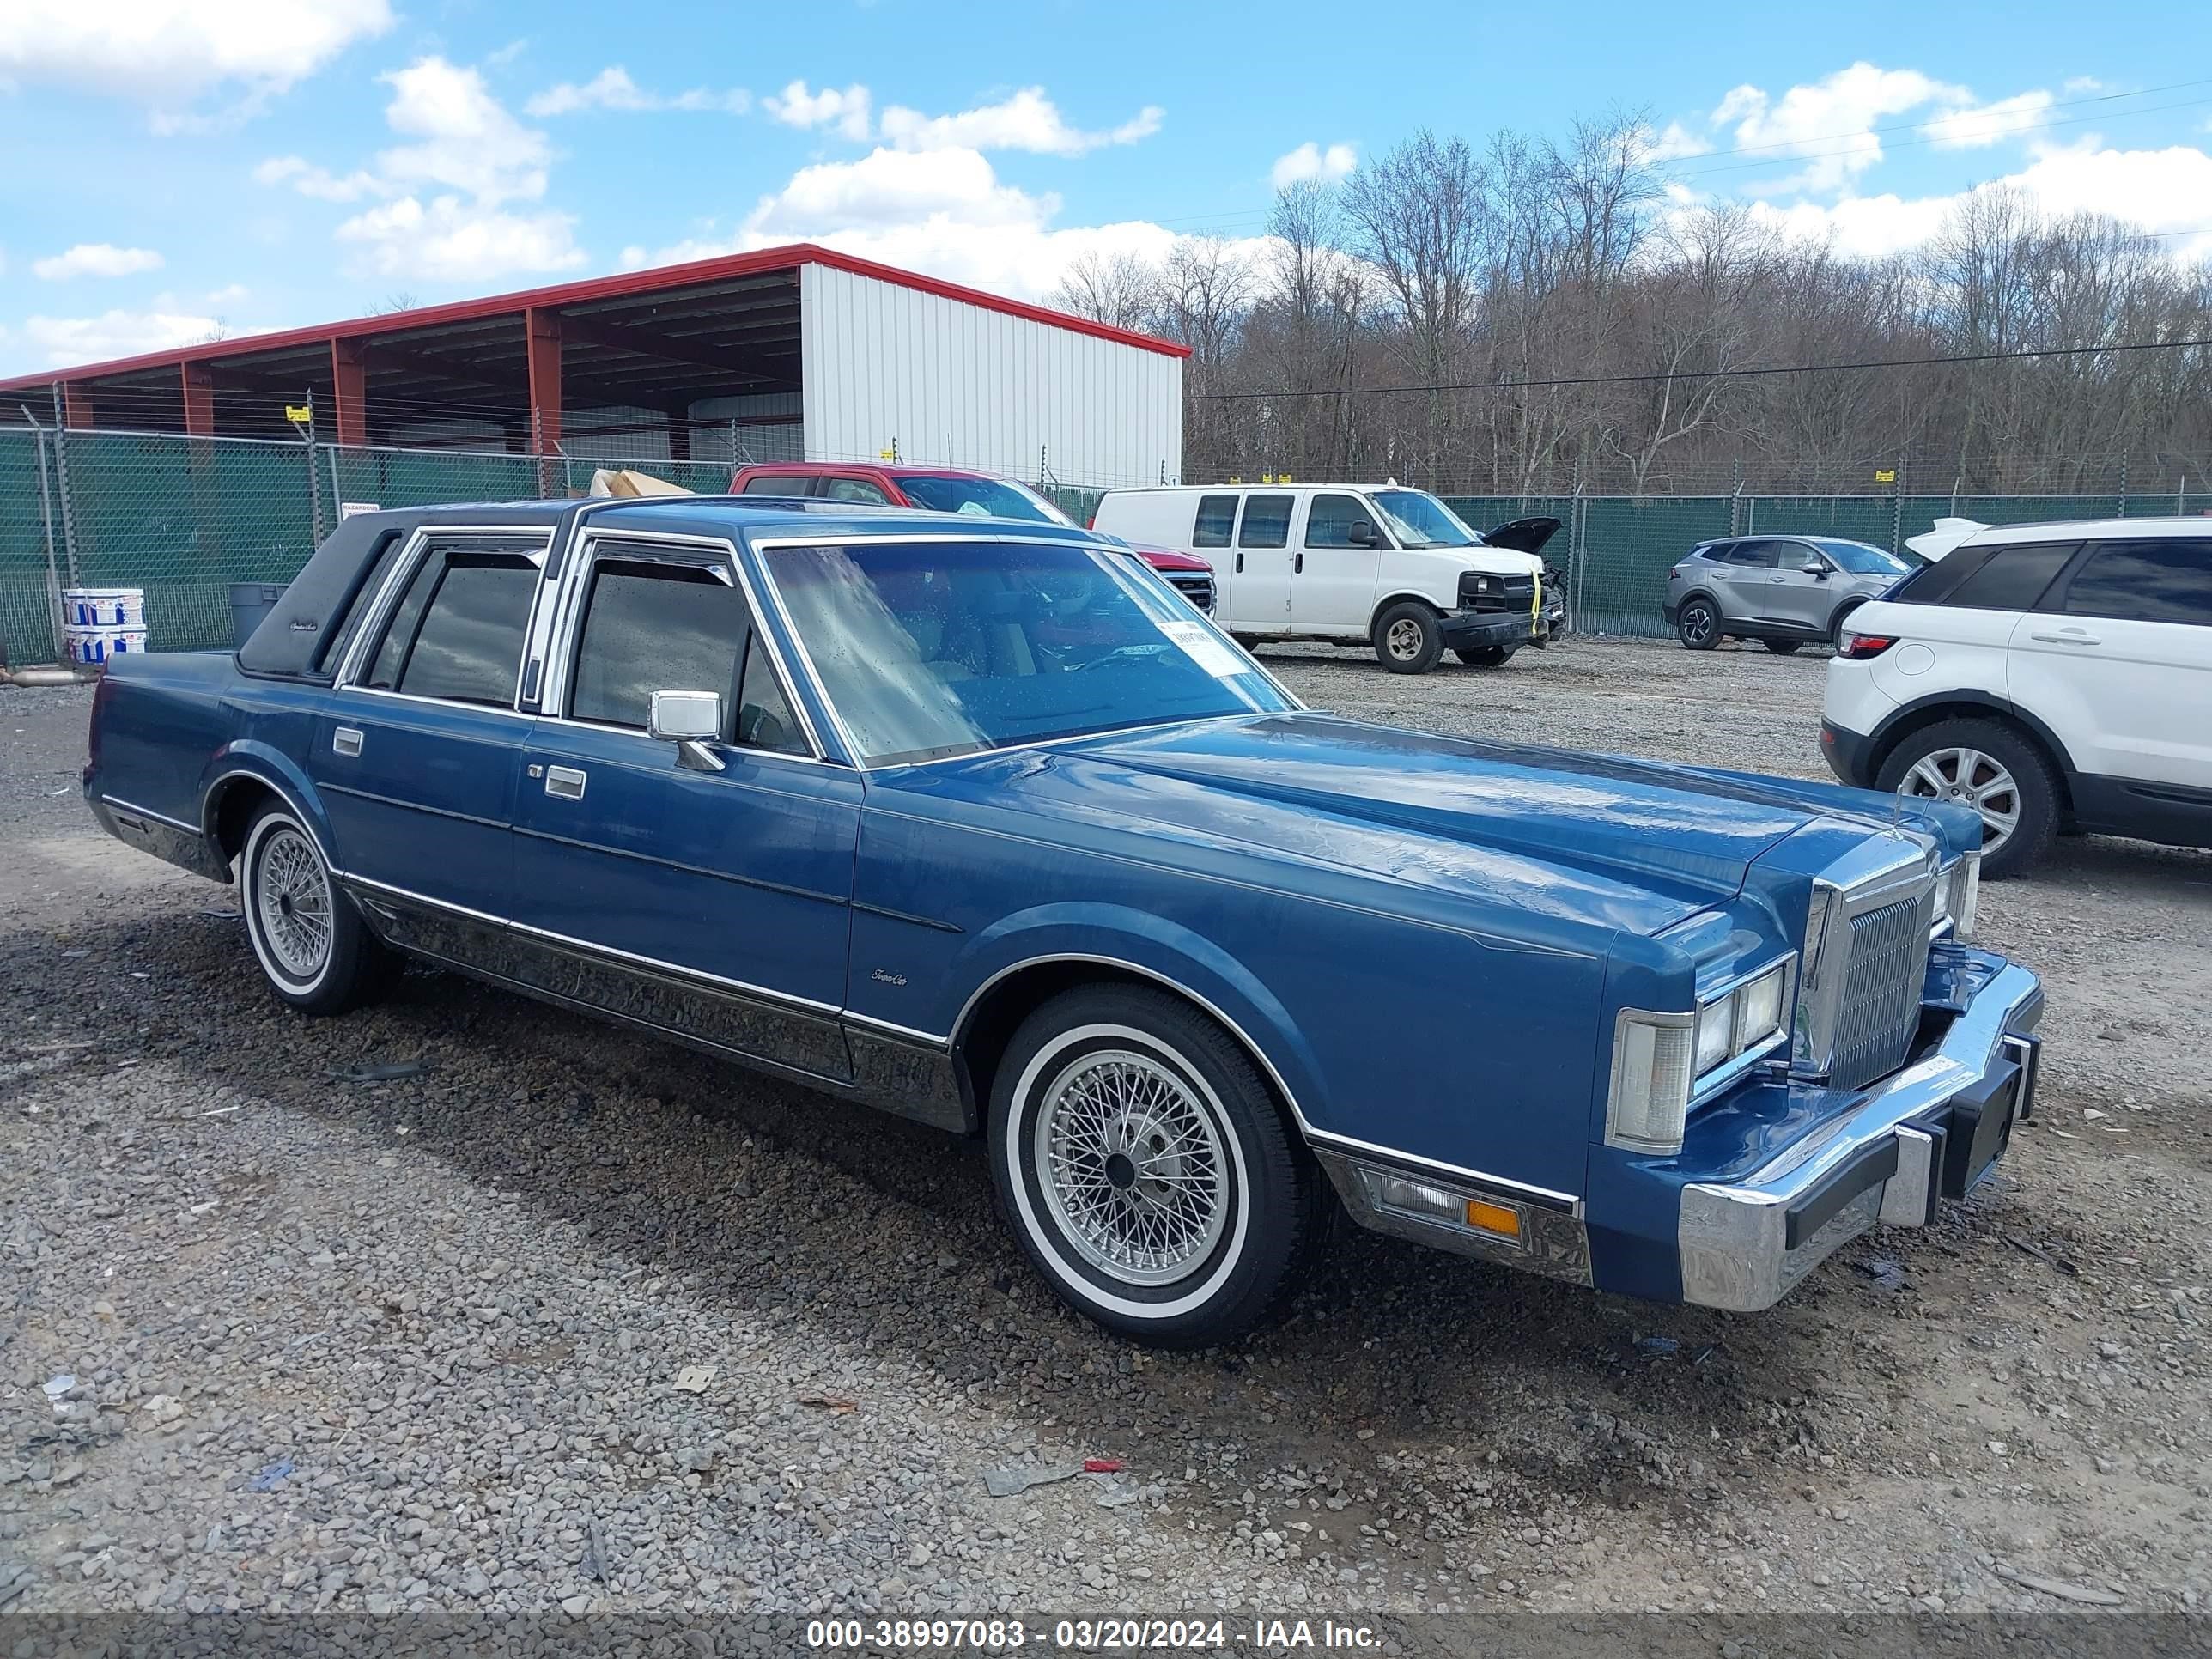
[{"left": 1821, "top": 519, "right": 2212, "bottom": 876}]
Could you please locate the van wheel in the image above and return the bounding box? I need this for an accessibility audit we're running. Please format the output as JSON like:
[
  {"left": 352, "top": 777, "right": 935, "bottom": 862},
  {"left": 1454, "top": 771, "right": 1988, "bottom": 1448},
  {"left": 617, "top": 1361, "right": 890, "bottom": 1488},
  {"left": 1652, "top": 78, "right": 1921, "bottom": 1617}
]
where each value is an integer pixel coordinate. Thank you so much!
[
  {"left": 988, "top": 985, "right": 1326, "bottom": 1348},
  {"left": 1373, "top": 603, "right": 1443, "bottom": 673},
  {"left": 240, "top": 803, "right": 397, "bottom": 1013},
  {"left": 1876, "top": 719, "right": 2057, "bottom": 878},
  {"left": 1455, "top": 645, "right": 1513, "bottom": 667}
]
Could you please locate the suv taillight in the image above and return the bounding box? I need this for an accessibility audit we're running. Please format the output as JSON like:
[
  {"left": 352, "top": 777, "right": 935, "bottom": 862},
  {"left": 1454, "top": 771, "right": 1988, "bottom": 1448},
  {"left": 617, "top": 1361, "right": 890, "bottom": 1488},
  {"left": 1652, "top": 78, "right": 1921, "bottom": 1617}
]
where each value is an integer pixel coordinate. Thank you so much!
[{"left": 1838, "top": 633, "right": 1897, "bottom": 660}]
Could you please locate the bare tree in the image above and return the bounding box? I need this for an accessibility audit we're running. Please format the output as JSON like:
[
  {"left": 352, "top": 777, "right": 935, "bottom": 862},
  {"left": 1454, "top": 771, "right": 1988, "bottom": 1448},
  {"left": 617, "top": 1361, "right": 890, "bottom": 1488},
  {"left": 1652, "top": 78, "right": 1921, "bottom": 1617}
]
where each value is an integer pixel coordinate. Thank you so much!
[{"left": 1051, "top": 251, "right": 1159, "bottom": 333}]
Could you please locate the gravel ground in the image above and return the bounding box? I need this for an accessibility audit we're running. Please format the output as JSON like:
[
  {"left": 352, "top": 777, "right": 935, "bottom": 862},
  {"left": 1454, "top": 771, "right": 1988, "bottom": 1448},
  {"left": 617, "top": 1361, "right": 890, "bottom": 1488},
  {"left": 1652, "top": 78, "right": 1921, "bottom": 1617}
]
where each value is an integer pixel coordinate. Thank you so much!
[{"left": 3, "top": 645, "right": 2209, "bottom": 1626}]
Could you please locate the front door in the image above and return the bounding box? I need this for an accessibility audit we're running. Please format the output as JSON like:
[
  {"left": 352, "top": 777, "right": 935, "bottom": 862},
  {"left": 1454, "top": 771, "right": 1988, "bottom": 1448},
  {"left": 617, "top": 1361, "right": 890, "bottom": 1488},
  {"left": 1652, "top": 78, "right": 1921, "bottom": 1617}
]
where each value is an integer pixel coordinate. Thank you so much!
[
  {"left": 1224, "top": 492, "right": 1294, "bottom": 635},
  {"left": 1762, "top": 540, "right": 1833, "bottom": 632},
  {"left": 311, "top": 532, "right": 547, "bottom": 920},
  {"left": 1291, "top": 492, "right": 1382, "bottom": 634},
  {"left": 506, "top": 535, "right": 862, "bottom": 1080}
]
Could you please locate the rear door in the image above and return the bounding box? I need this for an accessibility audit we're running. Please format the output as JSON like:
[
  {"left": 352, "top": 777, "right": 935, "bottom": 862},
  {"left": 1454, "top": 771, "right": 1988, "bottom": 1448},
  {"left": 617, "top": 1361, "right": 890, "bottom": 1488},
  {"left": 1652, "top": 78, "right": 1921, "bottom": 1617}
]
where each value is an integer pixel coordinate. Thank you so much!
[
  {"left": 1227, "top": 492, "right": 1295, "bottom": 634},
  {"left": 1291, "top": 491, "right": 1382, "bottom": 633},
  {"left": 2009, "top": 536, "right": 2212, "bottom": 793},
  {"left": 1706, "top": 538, "right": 1779, "bottom": 621},
  {"left": 313, "top": 531, "right": 545, "bottom": 919}
]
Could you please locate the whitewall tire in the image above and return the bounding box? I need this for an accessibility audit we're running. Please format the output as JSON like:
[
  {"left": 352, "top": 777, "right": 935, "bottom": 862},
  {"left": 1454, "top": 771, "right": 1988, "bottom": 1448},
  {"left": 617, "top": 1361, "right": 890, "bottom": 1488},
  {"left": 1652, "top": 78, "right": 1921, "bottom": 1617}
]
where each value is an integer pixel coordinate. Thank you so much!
[
  {"left": 239, "top": 802, "right": 394, "bottom": 1014},
  {"left": 988, "top": 985, "right": 1326, "bottom": 1347}
]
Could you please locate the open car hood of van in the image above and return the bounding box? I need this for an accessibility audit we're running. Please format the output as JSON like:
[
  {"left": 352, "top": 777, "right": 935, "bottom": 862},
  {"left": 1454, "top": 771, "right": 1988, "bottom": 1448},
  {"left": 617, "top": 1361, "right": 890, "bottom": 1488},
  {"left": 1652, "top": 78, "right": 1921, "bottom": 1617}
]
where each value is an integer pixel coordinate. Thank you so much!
[{"left": 1484, "top": 516, "right": 1562, "bottom": 556}]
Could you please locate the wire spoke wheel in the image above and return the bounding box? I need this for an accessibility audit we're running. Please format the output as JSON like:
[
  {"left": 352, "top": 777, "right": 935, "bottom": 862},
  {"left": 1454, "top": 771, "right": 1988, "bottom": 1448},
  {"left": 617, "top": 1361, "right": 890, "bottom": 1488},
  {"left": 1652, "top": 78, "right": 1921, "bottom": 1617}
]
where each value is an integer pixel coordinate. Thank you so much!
[
  {"left": 1899, "top": 746, "right": 2021, "bottom": 852},
  {"left": 1034, "top": 1048, "right": 1230, "bottom": 1287},
  {"left": 255, "top": 825, "right": 333, "bottom": 981}
]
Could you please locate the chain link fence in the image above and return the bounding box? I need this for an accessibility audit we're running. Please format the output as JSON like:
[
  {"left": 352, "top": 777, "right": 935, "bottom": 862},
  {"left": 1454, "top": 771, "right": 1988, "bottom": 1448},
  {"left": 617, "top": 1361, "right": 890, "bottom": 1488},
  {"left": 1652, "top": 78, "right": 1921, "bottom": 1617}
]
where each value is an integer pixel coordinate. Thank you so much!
[{"left": 5, "top": 423, "right": 2209, "bottom": 665}]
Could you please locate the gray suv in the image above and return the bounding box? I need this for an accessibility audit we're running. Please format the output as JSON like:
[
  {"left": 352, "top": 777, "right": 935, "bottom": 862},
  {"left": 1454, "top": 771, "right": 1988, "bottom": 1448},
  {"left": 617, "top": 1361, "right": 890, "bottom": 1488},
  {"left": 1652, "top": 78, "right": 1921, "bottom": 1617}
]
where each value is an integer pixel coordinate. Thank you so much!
[{"left": 1662, "top": 536, "right": 1916, "bottom": 653}]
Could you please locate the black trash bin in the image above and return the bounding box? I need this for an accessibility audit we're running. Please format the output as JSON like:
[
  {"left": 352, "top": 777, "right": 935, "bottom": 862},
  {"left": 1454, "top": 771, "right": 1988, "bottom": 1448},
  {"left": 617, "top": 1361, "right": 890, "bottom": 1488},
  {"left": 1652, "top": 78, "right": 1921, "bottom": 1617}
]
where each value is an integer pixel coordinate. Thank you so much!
[{"left": 228, "top": 582, "right": 287, "bottom": 647}]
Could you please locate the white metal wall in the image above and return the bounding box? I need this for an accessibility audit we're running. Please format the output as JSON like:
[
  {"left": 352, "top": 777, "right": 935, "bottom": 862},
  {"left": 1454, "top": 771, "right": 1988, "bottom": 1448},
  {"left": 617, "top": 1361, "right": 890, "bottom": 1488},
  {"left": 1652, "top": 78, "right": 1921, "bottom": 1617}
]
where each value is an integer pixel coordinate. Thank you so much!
[{"left": 799, "top": 264, "right": 1183, "bottom": 489}]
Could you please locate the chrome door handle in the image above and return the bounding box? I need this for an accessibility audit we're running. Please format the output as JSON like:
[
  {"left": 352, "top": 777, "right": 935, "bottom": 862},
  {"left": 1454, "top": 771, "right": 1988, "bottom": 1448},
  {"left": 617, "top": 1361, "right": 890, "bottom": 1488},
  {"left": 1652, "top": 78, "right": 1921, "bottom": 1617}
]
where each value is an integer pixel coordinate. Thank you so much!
[
  {"left": 544, "top": 765, "right": 587, "bottom": 800},
  {"left": 332, "top": 727, "right": 363, "bottom": 757},
  {"left": 2029, "top": 629, "right": 2100, "bottom": 645}
]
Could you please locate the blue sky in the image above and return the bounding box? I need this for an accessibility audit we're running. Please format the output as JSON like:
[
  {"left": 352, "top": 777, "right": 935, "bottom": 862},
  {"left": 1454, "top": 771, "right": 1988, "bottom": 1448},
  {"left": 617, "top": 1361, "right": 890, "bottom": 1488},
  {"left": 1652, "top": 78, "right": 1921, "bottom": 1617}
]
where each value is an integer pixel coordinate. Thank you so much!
[{"left": 3, "top": 0, "right": 2209, "bottom": 376}]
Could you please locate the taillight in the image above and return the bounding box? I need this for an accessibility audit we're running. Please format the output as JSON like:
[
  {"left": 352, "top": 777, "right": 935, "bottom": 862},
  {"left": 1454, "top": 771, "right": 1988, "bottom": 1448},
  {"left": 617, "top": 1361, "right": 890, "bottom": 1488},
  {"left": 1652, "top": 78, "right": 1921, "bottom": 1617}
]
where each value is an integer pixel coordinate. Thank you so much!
[{"left": 1838, "top": 633, "right": 1897, "bottom": 659}]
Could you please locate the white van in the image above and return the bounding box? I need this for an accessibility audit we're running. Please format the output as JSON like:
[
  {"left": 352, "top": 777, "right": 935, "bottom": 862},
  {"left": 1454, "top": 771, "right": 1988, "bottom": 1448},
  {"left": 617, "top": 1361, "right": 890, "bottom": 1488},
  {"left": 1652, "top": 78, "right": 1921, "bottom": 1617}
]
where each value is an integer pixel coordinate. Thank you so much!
[{"left": 1092, "top": 483, "right": 1561, "bottom": 673}]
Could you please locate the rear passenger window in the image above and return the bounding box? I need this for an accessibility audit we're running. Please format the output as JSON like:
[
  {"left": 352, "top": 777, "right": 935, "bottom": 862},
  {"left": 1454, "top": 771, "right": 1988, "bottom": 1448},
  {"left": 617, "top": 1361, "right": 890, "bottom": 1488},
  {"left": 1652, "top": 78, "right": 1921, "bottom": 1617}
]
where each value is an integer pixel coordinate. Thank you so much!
[
  {"left": 822, "top": 478, "right": 891, "bottom": 504},
  {"left": 1238, "top": 494, "right": 1292, "bottom": 549},
  {"left": 741, "top": 475, "right": 811, "bottom": 496},
  {"left": 364, "top": 546, "right": 539, "bottom": 706},
  {"left": 1192, "top": 494, "right": 1238, "bottom": 549},
  {"left": 1723, "top": 540, "right": 1781, "bottom": 568},
  {"left": 569, "top": 559, "right": 747, "bottom": 733},
  {"left": 2060, "top": 540, "right": 2212, "bottom": 626},
  {"left": 1941, "top": 543, "right": 2075, "bottom": 612}
]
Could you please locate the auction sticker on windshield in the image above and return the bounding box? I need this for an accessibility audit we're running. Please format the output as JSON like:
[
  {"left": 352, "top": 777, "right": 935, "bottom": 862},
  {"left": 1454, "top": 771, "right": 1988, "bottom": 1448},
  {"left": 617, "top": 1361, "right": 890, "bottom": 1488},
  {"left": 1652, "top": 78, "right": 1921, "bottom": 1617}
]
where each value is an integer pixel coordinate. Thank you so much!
[{"left": 1156, "top": 619, "right": 1252, "bottom": 678}]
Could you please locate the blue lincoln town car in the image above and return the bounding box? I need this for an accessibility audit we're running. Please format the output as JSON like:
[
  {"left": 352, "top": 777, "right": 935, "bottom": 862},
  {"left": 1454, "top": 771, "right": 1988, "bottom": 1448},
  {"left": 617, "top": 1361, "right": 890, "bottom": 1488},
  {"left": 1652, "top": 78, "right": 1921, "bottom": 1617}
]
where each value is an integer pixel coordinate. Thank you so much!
[{"left": 84, "top": 498, "right": 2042, "bottom": 1346}]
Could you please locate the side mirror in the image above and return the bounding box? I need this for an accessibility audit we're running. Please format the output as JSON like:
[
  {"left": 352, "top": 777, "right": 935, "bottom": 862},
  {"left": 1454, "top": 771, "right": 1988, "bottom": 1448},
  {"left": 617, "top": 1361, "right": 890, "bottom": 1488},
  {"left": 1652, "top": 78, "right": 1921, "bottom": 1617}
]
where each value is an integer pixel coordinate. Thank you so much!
[
  {"left": 1348, "top": 520, "right": 1380, "bottom": 548},
  {"left": 1802, "top": 562, "right": 1829, "bottom": 577},
  {"left": 648, "top": 690, "right": 726, "bottom": 772}
]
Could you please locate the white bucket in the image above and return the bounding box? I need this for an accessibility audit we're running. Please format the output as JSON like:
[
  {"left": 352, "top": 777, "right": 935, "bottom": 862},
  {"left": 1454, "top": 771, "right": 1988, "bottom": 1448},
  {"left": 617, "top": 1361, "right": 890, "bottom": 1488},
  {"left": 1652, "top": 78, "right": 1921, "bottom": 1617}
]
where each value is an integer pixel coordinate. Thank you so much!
[
  {"left": 63, "top": 586, "right": 146, "bottom": 628},
  {"left": 64, "top": 625, "right": 149, "bottom": 665}
]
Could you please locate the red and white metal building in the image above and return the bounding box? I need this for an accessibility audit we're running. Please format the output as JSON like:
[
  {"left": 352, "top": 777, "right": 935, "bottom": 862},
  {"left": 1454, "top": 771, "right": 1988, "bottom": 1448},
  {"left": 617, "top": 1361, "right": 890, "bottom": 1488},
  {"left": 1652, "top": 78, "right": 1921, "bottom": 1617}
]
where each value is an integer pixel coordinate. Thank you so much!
[{"left": 0, "top": 244, "right": 1189, "bottom": 486}]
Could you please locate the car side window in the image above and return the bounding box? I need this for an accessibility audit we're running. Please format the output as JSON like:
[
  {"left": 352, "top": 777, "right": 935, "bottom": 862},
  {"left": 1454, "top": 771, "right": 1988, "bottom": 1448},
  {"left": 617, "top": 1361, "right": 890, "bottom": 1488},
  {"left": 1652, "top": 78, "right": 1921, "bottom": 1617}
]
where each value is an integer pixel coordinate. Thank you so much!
[
  {"left": 1304, "top": 494, "right": 1372, "bottom": 549},
  {"left": 1942, "top": 543, "right": 2075, "bottom": 612},
  {"left": 569, "top": 558, "right": 748, "bottom": 735},
  {"left": 736, "top": 632, "right": 807, "bottom": 755},
  {"left": 1727, "top": 540, "right": 1781, "bottom": 568},
  {"left": 740, "top": 475, "right": 812, "bottom": 496},
  {"left": 363, "top": 546, "right": 539, "bottom": 706},
  {"left": 1192, "top": 494, "right": 1237, "bottom": 549},
  {"left": 2058, "top": 539, "right": 2212, "bottom": 626},
  {"left": 1238, "top": 494, "right": 1292, "bottom": 549},
  {"left": 822, "top": 478, "right": 892, "bottom": 504},
  {"left": 1778, "top": 543, "right": 1826, "bottom": 572}
]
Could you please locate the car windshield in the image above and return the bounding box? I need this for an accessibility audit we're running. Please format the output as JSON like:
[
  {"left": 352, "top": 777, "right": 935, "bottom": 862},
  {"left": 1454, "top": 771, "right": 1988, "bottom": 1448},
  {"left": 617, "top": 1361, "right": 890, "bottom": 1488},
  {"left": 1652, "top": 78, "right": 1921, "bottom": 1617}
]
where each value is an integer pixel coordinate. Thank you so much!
[
  {"left": 1810, "top": 538, "right": 1912, "bottom": 576},
  {"left": 896, "top": 475, "right": 1075, "bottom": 526},
  {"left": 1367, "top": 489, "right": 1481, "bottom": 549},
  {"left": 761, "top": 538, "right": 1291, "bottom": 766}
]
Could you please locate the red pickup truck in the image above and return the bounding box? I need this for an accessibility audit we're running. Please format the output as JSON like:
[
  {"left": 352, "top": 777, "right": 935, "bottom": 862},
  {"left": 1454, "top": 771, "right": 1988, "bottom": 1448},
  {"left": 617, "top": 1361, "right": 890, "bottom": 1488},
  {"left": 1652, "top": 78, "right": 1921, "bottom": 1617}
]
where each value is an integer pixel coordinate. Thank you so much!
[{"left": 729, "top": 463, "right": 1215, "bottom": 611}]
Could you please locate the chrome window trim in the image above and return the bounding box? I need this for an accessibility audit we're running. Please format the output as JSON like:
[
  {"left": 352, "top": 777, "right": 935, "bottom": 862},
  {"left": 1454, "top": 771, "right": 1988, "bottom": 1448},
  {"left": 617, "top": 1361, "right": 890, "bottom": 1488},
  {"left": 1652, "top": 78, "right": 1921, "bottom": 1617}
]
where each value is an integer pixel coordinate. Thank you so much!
[
  {"left": 542, "top": 527, "right": 826, "bottom": 763},
  {"left": 529, "top": 711, "right": 835, "bottom": 771},
  {"left": 332, "top": 526, "right": 554, "bottom": 698},
  {"left": 337, "top": 685, "right": 537, "bottom": 722},
  {"left": 744, "top": 529, "right": 1308, "bottom": 773}
]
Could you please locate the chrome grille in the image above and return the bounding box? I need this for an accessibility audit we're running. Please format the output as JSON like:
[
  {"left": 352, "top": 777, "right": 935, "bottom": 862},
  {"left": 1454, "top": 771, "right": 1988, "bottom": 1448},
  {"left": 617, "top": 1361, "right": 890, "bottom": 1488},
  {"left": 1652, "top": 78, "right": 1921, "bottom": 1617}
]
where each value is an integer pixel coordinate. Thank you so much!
[
  {"left": 1168, "top": 573, "right": 1215, "bottom": 612},
  {"left": 1828, "top": 892, "right": 1933, "bottom": 1090}
]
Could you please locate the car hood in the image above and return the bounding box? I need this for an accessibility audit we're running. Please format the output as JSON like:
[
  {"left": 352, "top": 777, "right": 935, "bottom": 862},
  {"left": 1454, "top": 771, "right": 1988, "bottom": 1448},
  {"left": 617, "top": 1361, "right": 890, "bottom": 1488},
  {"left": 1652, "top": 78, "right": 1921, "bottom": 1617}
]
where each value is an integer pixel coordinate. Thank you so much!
[
  {"left": 1127, "top": 542, "right": 1213, "bottom": 573},
  {"left": 1483, "top": 515, "right": 1562, "bottom": 556},
  {"left": 908, "top": 714, "right": 1955, "bottom": 939}
]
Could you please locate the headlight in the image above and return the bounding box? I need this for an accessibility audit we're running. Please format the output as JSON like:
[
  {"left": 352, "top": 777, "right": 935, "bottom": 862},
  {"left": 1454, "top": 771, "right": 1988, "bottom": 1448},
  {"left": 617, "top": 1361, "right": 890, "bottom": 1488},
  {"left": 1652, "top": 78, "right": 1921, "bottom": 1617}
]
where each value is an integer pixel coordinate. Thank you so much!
[
  {"left": 1474, "top": 576, "right": 1496, "bottom": 593},
  {"left": 1607, "top": 1011, "right": 1695, "bottom": 1154},
  {"left": 1692, "top": 960, "right": 1792, "bottom": 1079},
  {"left": 1936, "top": 854, "right": 1980, "bottom": 940}
]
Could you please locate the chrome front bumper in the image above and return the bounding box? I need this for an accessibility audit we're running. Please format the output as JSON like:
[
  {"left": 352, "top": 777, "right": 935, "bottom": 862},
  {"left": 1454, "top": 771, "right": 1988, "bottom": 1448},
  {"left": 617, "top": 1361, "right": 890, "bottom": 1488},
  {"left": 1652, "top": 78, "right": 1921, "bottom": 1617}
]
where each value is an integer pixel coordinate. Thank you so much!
[{"left": 1677, "top": 961, "right": 2042, "bottom": 1312}]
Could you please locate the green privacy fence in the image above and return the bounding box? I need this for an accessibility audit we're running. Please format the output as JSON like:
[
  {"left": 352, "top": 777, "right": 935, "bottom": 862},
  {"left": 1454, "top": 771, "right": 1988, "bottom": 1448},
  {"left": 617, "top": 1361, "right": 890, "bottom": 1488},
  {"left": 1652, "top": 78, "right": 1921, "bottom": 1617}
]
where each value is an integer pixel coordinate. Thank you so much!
[
  {"left": 1444, "top": 489, "right": 2212, "bottom": 640},
  {"left": 4, "top": 423, "right": 2209, "bottom": 665}
]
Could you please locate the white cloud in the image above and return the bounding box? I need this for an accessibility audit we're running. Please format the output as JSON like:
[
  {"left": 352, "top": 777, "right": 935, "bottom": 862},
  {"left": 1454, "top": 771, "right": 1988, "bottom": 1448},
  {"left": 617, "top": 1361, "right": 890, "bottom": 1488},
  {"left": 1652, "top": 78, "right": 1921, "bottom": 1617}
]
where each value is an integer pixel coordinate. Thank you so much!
[
  {"left": 255, "top": 55, "right": 586, "bottom": 283},
  {"left": 621, "top": 143, "right": 1258, "bottom": 309},
  {"left": 878, "top": 88, "right": 1161, "bottom": 156},
  {"left": 1741, "top": 138, "right": 2212, "bottom": 260},
  {"left": 1711, "top": 63, "right": 1968, "bottom": 192},
  {"left": 1925, "top": 90, "right": 2056, "bottom": 149},
  {"left": 334, "top": 196, "right": 586, "bottom": 282},
  {"left": 1269, "top": 141, "right": 1357, "bottom": 189},
  {"left": 0, "top": 0, "right": 392, "bottom": 106},
  {"left": 1641, "top": 121, "right": 1712, "bottom": 163},
  {"left": 763, "top": 80, "right": 872, "bottom": 142},
  {"left": 17, "top": 308, "right": 252, "bottom": 368},
  {"left": 254, "top": 155, "right": 383, "bottom": 202},
  {"left": 33, "top": 243, "right": 165, "bottom": 280},
  {"left": 205, "top": 283, "right": 250, "bottom": 305},
  {"left": 525, "top": 64, "right": 747, "bottom": 117}
]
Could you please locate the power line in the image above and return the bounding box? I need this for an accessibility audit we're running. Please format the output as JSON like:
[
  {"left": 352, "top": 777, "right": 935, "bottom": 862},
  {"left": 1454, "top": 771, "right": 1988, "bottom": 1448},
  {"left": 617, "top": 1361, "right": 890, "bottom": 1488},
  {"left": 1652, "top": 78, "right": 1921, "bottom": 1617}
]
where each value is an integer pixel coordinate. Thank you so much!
[{"left": 1183, "top": 334, "right": 2212, "bottom": 402}]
